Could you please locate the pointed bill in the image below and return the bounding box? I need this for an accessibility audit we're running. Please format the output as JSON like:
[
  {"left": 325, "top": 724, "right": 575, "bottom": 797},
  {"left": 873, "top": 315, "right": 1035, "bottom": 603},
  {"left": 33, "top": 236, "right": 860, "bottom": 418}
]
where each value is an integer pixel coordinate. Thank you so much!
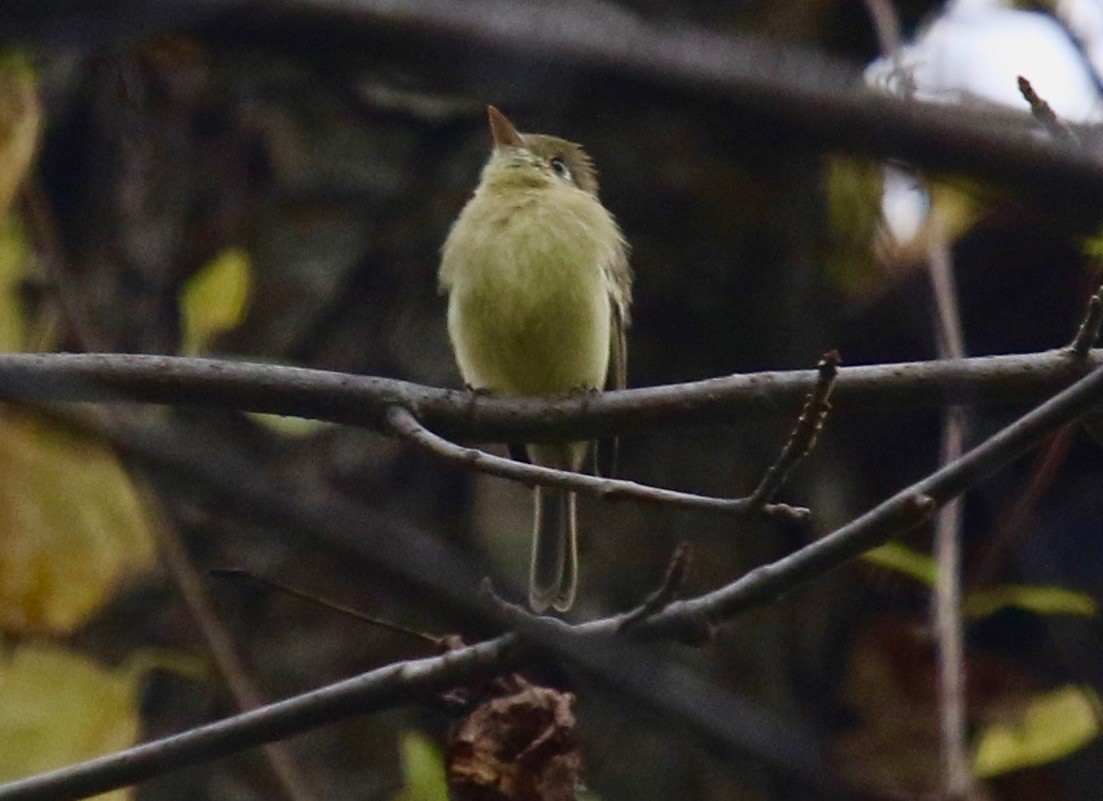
[{"left": 487, "top": 105, "right": 524, "bottom": 148}]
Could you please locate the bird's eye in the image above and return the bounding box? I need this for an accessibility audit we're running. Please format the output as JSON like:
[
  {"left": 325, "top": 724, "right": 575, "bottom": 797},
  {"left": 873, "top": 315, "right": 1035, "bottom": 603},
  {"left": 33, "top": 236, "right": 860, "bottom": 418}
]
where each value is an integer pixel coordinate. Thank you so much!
[{"left": 549, "top": 157, "right": 571, "bottom": 181}]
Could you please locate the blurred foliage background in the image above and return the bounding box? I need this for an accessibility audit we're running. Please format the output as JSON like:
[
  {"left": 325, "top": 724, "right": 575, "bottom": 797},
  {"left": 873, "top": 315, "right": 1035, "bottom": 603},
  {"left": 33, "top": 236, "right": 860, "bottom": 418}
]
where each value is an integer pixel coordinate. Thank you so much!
[{"left": 2, "top": 1, "right": 1103, "bottom": 800}]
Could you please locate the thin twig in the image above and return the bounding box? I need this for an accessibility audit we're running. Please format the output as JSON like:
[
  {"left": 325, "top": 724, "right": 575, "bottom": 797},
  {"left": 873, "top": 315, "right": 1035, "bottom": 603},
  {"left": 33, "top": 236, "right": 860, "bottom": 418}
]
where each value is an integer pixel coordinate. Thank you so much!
[
  {"left": 142, "top": 486, "right": 317, "bottom": 801},
  {"left": 385, "top": 406, "right": 807, "bottom": 520},
  {"left": 617, "top": 543, "right": 695, "bottom": 635},
  {"left": 748, "top": 351, "right": 839, "bottom": 508},
  {"left": 926, "top": 219, "right": 974, "bottom": 800},
  {"left": 862, "top": 0, "right": 901, "bottom": 57},
  {"left": 6, "top": 361, "right": 1103, "bottom": 801},
  {"left": 969, "top": 425, "right": 1076, "bottom": 586},
  {"left": 0, "top": 350, "right": 1098, "bottom": 443},
  {"left": 1018, "top": 76, "right": 1080, "bottom": 146},
  {"left": 1071, "top": 276, "right": 1103, "bottom": 358},
  {"left": 210, "top": 568, "right": 442, "bottom": 648}
]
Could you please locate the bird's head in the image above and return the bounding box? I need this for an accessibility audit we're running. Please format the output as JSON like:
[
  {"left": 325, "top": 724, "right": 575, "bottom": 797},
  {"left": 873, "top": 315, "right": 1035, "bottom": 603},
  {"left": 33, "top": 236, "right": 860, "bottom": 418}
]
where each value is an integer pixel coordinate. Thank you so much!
[{"left": 478, "top": 105, "right": 599, "bottom": 197}]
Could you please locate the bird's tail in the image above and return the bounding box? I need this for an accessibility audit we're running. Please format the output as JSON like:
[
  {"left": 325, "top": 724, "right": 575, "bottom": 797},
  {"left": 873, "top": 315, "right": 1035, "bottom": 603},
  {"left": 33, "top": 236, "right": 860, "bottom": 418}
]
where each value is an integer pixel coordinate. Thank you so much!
[{"left": 529, "top": 486, "right": 578, "bottom": 612}]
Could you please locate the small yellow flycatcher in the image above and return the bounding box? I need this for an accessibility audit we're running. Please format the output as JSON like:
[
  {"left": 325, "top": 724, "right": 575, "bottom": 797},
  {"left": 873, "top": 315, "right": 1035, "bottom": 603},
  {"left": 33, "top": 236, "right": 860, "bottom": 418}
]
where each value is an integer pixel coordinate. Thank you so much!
[{"left": 439, "top": 106, "right": 632, "bottom": 612}]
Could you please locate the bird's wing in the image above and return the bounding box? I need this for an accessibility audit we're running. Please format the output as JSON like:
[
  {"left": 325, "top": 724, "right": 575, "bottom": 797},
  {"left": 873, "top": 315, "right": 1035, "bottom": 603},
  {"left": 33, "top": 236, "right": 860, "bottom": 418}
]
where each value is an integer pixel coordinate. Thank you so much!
[
  {"left": 606, "top": 239, "right": 632, "bottom": 391},
  {"left": 597, "top": 243, "right": 632, "bottom": 477}
]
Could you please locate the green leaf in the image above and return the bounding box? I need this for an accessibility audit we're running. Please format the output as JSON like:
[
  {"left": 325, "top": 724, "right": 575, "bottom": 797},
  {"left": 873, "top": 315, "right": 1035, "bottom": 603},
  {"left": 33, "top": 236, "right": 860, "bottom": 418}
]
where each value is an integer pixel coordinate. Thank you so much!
[
  {"left": 392, "top": 731, "right": 449, "bottom": 801},
  {"left": 822, "top": 156, "right": 884, "bottom": 299},
  {"left": 862, "top": 544, "right": 1096, "bottom": 621},
  {"left": 247, "top": 412, "right": 331, "bottom": 438},
  {"left": 180, "top": 247, "right": 252, "bottom": 355},
  {"left": 0, "top": 53, "right": 40, "bottom": 220},
  {"left": 973, "top": 685, "right": 1102, "bottom": 777},
  {"left": 0, "top": 214, "right": 30, "bottom": 353},
  {"left": 963, "top": 585, "right": 1097, "bottom": 621},
  {"left": 862, "top": 542, "right": 937, "bottom": 586}
]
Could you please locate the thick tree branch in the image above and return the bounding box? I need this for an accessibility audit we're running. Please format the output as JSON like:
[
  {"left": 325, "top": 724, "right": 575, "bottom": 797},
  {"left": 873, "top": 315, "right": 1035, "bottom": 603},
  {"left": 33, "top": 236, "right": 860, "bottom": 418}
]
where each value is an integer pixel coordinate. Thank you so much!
[
  {"left": 238, "top": 0, "right": 1103, "bottom": 205},
  {"left": 13, "top": 2, "right": 1103, "bottom": 209},
  {"left": 0, "top": 350, "right": 1098, "bottom": 443},
  {"left": 6, "top": 362, "right": 1103, "bottom": 801},
  {"left": 385, "top": 406, "right": 808, "bottom": 519}
]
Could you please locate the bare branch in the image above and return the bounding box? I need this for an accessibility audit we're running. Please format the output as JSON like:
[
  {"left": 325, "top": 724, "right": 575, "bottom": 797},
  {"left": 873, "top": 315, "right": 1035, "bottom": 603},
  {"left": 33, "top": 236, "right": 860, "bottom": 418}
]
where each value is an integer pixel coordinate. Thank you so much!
[
  {"left": 385, "top": 406, "right": 807, "bottom": 520},
  {"left": 145, "top": 493, "right": 317, "bottom": 801},
  {"left": 748, "top": 351, "right": 839, "bottom": 508},
  {"left": 9, "top": 1, "right": 1103, "bottom": 205},
  {"left": 926, "top": 219, "right": 975, "bottom": 799},
  {"left": 617, "top": 543, "right": 696, "bottom": 636},
  {"left": 1018, "top": 76, "right": 1080, "bottom": 146},
  {"left": 6, "top": 362, "right": 1103, "bottom": 801},
  {"left": 203, "top": 0, "right": 1103, "bottom": 206},
  {"left": 634, "top": 361, "right": 1103, "bottom": 637},
  {"left": 861, "top": 0, "right": 901, "bottom": 57},
  {"left": 1071, "top": 277, "right": 1103, "bottom": 358},
  {"left": 209, "top": 569, "right": 443, "bottom": 648},
  {"left": 0, "top": 350, "right": 1098, "bottom": 443}
]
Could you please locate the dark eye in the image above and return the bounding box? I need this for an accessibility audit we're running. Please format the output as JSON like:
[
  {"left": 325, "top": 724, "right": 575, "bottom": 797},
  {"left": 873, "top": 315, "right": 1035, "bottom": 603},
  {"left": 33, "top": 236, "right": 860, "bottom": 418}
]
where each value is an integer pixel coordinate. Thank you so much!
[{"left": 550, "top": 156, "right": 571, "bottom": 181}]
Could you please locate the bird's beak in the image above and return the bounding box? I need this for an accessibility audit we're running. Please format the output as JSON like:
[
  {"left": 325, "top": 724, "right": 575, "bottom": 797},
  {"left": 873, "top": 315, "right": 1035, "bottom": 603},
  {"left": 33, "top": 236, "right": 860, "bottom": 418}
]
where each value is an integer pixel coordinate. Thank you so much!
[{"left": 487, "top": 105, "right": 523, "bottom": 148}]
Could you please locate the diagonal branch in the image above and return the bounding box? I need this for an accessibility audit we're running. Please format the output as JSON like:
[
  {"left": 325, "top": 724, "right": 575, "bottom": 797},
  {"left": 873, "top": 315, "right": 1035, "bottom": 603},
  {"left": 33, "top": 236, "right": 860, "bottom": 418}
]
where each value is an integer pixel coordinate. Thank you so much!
[
  {"left": 385, "top": 406, "right": 808, "bottom": 520},
  {"left": 6, "top": 362, "right": 1103, "bottom": 801}
]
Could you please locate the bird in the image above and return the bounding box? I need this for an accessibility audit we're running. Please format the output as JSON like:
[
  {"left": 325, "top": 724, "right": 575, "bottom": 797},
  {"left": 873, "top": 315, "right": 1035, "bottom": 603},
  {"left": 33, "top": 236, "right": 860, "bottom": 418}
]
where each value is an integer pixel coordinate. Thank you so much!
[{"left": 439, "top": 105, "right": 631, "bottom": 612}]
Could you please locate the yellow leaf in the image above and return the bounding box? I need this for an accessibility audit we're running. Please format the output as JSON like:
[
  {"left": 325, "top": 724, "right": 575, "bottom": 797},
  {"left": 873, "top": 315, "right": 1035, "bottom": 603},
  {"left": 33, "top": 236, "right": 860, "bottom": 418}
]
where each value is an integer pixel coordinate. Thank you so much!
[
  {"left": 0, "top": 409, "right": 155, "bottom": 633},
  {"left": 0, "top": 214, "right": 31, "bottom": 352},
  {"left": 392, "top": 732, "right": 449, "bottom": 801},
  {"left": 863, "top": 544, "right": 1095, "bottom": 621},
  {"left": 246, "top": 412, "right": 331, "bottom": 438},
  {"left": 0, "top": 644, "right": 140, "bottom": 800},
  {"left": 0, "top": 52, "right": 40, "bottom": 219},
  {"left": 973, "top": 685, "right": 1102, "bottom": 778},
  {"left": 822, "top": 156, "right": 885, "bottom": 299},
  {"left": 1082, "top": 230, "right": 1103, "bottom": 260},
  {"left": 963, "top": 586, "right": 1097, "bottom": 621},
  {"left": 180, "top": 247, "right": 252, "bottom": 355},
  {"left": 862, "top": 542, "right": 937, "bottom": 586}
]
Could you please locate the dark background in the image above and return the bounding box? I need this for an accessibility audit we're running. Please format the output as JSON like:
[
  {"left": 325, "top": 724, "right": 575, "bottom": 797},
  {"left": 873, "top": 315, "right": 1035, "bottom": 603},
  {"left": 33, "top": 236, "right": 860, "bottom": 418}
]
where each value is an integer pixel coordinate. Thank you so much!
[{"left": 6, "top": 1, "right": 1103, "bottom": 799}]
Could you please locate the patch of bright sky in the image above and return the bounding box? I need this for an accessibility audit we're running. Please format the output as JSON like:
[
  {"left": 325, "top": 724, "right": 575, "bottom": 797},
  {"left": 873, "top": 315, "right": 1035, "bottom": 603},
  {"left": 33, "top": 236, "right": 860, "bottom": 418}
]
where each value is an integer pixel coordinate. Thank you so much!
[{"left": 865, "top": 0, "right": 1103, "bottom": 243}]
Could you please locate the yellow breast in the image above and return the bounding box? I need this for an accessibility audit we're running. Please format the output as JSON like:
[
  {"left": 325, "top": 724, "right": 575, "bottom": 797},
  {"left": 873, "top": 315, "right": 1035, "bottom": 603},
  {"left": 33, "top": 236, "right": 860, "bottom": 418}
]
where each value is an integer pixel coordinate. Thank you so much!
[{"left": 441, "top": 183, "right": 619, "bottom": 397}]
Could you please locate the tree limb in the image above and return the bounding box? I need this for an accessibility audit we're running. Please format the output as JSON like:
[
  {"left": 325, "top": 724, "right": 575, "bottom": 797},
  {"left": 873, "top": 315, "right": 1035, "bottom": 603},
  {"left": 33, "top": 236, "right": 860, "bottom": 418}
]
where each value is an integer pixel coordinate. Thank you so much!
[
  {"left": 201, "top": 0, "right": 1103, "bottom": 206},
  {"left": 385, "top": 406, "right": 808, "bottom": 519},
  {"left": 0, "top": 350, "right": 1097, "bottom": 443},
  {"left": 6, "top": 362, "right": 1103, "bottom": 801}
]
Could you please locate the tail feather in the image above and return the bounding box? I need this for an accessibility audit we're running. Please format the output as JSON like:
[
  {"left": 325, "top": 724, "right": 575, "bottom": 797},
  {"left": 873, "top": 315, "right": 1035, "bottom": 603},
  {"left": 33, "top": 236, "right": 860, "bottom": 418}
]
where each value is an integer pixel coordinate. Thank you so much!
[
  {"left": 529, "top": 486, "right": 577, "bottom": 612},
  {"left": 553, "top": 492, "right": 578, "bottom": 611}
]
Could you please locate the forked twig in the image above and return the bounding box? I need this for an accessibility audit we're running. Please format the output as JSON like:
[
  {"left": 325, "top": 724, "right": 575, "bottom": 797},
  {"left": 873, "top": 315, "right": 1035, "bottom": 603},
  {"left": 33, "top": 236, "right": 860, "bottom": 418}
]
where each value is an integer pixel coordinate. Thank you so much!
[
  {"left": 385, "top": 406, "right": 809, "bottom": 520},
  {"left": 6, "top": 360, "right": 1103, "bottom": 801},
  {"left": 617, "top": 543, "right": 703, "bottom": 638}
]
